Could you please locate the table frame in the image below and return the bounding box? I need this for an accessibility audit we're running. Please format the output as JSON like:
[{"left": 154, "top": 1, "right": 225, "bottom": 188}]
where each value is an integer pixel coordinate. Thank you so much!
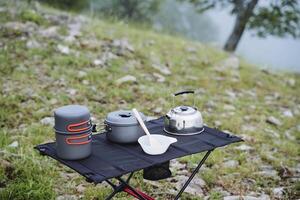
[{"left": 102, "top": 150, "right": 213, "bottom": 200}]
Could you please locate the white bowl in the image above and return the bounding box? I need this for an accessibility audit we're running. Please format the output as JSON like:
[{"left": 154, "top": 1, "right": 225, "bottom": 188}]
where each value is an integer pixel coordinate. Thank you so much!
[{"left": 138, "top": 134, "right": 177, "bottom": 155}]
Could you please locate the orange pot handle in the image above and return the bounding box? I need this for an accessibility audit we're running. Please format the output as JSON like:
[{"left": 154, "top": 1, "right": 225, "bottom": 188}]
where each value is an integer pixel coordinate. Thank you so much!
[
  {"left": 67, "top": 120, "right": 91, "bottom": 132},
  {"left": 66, "top": 133, "right": 91, "bottom": 145}
]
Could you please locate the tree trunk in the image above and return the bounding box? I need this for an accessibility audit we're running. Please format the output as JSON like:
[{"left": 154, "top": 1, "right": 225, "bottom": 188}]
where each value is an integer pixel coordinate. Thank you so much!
[{"left": 224, "top": 0, "right": 259, "bottom": 52}]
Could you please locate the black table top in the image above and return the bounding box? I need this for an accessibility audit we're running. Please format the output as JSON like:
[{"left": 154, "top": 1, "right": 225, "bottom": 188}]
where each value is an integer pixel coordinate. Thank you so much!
[{"left": 35, "top": 117, "right": 242, "bottom": 183}]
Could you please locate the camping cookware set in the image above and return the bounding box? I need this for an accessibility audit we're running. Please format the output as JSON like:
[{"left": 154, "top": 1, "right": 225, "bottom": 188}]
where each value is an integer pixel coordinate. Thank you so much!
[{"left": 53, "top": 90, "right": 204, "bottom": 161}]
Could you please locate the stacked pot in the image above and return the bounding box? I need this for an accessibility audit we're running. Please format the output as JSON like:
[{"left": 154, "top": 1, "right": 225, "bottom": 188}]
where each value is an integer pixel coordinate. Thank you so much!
[{"left": 54, "top": 105, "right": 92, "bottom": 160}]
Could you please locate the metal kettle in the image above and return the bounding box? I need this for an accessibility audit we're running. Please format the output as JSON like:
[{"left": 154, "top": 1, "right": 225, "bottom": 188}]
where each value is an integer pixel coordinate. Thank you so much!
[{"left": 164, "top": 90, "right": 204, "bottom": 135}]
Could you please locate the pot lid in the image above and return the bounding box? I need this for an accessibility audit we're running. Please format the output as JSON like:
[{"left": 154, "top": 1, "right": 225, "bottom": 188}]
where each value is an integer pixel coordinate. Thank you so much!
[
  {"left": 105, "top": 110, "right": 146, "bottom": 126},
  {"left": 172, "top": 106, "right": 196, "bottom": 115}
]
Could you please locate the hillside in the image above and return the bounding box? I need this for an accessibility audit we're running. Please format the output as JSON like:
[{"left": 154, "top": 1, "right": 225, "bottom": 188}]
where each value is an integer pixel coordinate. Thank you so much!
[{"left": 0, "top": 1, "right": 299, "bottom": 200}]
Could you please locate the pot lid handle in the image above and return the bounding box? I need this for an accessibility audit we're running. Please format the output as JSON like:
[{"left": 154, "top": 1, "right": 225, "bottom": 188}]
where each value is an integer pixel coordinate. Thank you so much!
[{"left": 172, "top": 90, "right": 196, "bottom": 108}]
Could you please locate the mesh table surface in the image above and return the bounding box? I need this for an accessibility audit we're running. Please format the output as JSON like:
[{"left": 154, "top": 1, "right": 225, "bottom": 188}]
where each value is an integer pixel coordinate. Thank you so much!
[{"left": 35, "top": 117, "right": 242, "bottom": 183}]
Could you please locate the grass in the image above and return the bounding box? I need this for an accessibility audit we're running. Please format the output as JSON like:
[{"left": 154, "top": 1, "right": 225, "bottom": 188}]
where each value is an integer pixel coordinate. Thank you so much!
[{"left": 0, "top": 1, "right": 299, "bottom": 199}]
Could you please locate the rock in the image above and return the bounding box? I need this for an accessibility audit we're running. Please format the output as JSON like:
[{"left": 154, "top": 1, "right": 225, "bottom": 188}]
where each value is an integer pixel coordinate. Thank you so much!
[
  {"left": 266, "top": 116, "right": 282, "bottom": 126},
  {"left": 112, "top": 38, "right": 134, "bottom": 53},
  {"left": 56, "top": 195, "right": 78, "bottom": 200},
  {"left": 151, "top": 63, "right": 171, "bottom": 75},
  {"left": 241, "top": 125, "right": 256, "bottom": 132},
  {"left": 153, "top": 107, "right": 163, "bottom": 114},
  {"left": 115, "top": 75, "right": 137, "bottom": 85},
  {"left": 39, "top": 26, "right": 59, "bottom": 38},
  {"left": 222, "top": 56, "right": 239, "bottom": 69},
  {"left": 284, "top": 130, "right": 295, "bottom": 140},
  {"left": 224, "top": 104, "right": 236, "bottom": 111},
  {"left": 286, "top": 78, "right": 295, "bottom": 87},
  {"left": 75, "top": 184, "right": 86, "bottom": 193},
  {"left": 225, "top": 90, "right": 237, "bottom": 99},
  {"left": 282, "top": 110, "right": 293, "bottom": 118},
  {"left": 205, "top": 100, "right": 216, "bottom": 108},
  {"left": 214, "top": 120, "right": 222, "bottom": 127},
  {"left": 82, "top": 80, "right": 89, "bottom": 85},
  {"left": 224, "top": 196, "right": 263, "bottom": 200},
  {"left": 93, "top": 59, "right": 104, "bottom": 66},
  {"left": 272, "top": 187, "right": 284, "bottom": 198},
  {"left": 175, "top": 175, "right": 205, "bottom": 196},
  {"left": 257, "top": 165, "right": 280, "bottom": 180},
  {"left": 49, "top": 98, "right": 58, "bottom": 105},
  {"left": 26, "top": 39, "right": 41, "bottom": 49},
  {"left": 234, "top": 144, "right": 253, "bottom": 151},
  {"left": 57, "top": 44, "right": 70, "bottom": 55},
  {"left": 67, "top": 88, "right": 77, "bottom": 95},
  {"left": 3, "top": 21, "right": 37, "bottom": 34},
  {"left": 264, "top": 128, "right": 280, "bottom": 138},
  {"left": 223, "top": 160, "right": 238, "bottom": 168},
  {"left": 8, "top": 141, "right": 18, "bottom": 148},
  {"left": 152, "top": 73, "right": 165, "bottom": 83},
  {"left": 40, "top": 117, "right": 54, "bottom": 126},
  {"left": 77, "top": 71, "right": 87, "bottom": 78},
  {"left": 185, "top": 46, "right": 197, "bottom": 53}
]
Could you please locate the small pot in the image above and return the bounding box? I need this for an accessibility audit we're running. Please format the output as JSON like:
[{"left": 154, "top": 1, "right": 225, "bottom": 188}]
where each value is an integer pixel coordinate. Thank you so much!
[
  {"left": 105, "top": 110, "right": 146, "bottom": 143},
  {"left": 54, "top": 105, "right": 92, "bottom": 160}
]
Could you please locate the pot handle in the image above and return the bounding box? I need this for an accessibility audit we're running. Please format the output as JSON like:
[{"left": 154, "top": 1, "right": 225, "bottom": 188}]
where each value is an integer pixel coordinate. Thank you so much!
[
  {"left": 172, "top": 90, "right": 195, "bottom": 107},
  {"left": 67, "top": 120, "right": 91, "bottom": 132},
  {"left": 66, "top": 133, "right": 91, "bottom": 145}
]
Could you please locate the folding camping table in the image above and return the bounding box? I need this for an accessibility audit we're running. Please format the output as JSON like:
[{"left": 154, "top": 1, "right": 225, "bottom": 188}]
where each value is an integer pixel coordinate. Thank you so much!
[{"left": 35, "top": 117, "right": 242, "bottom": 200}]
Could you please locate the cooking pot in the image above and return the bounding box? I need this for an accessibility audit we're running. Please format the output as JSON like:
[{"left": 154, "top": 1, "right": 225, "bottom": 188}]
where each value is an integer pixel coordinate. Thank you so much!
[
  {"left": 54, "top": 105, "right": 92, "bottom": 160},
  {"left": 105, "top": 110, "right": 146, "bottom": 143},
  {"left": 164, "top": 90, "right": 204, "bottom": 135}
]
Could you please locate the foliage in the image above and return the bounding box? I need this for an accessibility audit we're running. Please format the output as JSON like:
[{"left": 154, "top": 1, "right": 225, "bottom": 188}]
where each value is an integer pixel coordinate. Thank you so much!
[
  {"left": 181, "top": 0, "right": 300, "bottom": 38},
  {"left": 92, "top": 0, "right": 162, "bottom": 23}
]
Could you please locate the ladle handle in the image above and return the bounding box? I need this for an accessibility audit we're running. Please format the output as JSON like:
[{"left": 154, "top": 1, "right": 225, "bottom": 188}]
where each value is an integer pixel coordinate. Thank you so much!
[{"left": 132, "top": 108, "right": 151, "bottom": 136}]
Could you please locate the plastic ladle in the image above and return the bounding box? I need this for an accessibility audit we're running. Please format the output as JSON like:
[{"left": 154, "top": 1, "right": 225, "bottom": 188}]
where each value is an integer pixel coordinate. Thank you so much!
[
  {"left": 132, "top": 108, "right": 177, "bottom": 155},
  {"left": 132, "top": 108, "right": 162, "bottom": 148}
]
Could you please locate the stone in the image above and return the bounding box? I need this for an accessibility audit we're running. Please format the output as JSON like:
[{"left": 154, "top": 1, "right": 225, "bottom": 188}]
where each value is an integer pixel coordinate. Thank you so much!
[
  {"left": 75, "top": 184, "right": 86, "bottom": 193},
  {"left": 3, "top": 21, "right": 37, "bottom": 34},
  {"left": 257, "top": 165, "right": 280, "bottom": 180},
  {"left": 214, "top": 120, "right": 222, "bottom": 127},
  {"left": 284, "top": 130, "right": 295, "bottom": 140},
  {"left": 56, "top": 195, "right": 78, "bottom": 200},
  {"left": 40, "top": 117, "right": 54, "bottom": 126},
  {"left": 225, "top": 90, "right": 237, "bottom": 99},
  {"left": 175, "top": 175, "right": 205, "bottom": 196},
  {"left": 241, "top": 124, "right": 256, "bottom": 132},
  {"left": 152, "top": 73, "right": 165, "bottom": 83},
  {"left": 222, "top": 56, "right": 239, "bottom": 69},
  {"left": 49, "top": 98, "right": 58, "bottom": 105},
  {"left": 26, "top": 39, "right": 41, "bottom": 49},
  {"left": 151, "top": 63, "right": 171, "bottom": 75},
  {"left": 223, "top": 160, "right": 238, "bottom": 168},
  {"left": 224, "top": 196, "right": 264, "bottom": 200},
  {"left": 77, "top": 71, "right": 87, "bottom": 78},
  {"left": 93, "top": 59, "right": 104, "bottom": 66},
  {"left": 282, "top": 110, "right": 293, "bottom": 118},
  {"left": 185, "top": 46, "right": 197, "bottom": 53},
  {"left": 115, "top": 75, "right": 137, "bottom": 85},
  {"left": 112, "top": 38, "right": 134, "bottom": 52},
  {"left": 57, "top": 44, "right": 70, "bottom": 55},
  {"left": 82, "top": 80, "right": 89, "bottom": 85},
  {"left": 8, "top": 141, "right": 18, "bottom": 148},
  {"left": 39, "top": 26, "right": 59, "bottom": 38},
  {"left": 224, "top": 104, "right": 236, "bottom": 111},
  {"left": 266, "top": 116, "right": 282, "bottom": 126},
  {"left": 67, "top": 88, "right": 77, "bottom": 95},
  {"left": 234, "top": 144, "right": 253, "bottom": 151},
  {"left": 153, "top": 107, "right": 163, "bottom": 114},
  {"left": 272, "top": 187, "right": 284, "bottom": 198},
  {"left": 286, "top": 78, "right": 295, "bottom": 87}
]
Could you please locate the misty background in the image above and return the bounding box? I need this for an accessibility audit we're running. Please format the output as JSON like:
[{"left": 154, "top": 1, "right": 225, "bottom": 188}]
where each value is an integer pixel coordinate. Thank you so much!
[{"left": 51, "top": 0, "right": 300, "bottom": 72}]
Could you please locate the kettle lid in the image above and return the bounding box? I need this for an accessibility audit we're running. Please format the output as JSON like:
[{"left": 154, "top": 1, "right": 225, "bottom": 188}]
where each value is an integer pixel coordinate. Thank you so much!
[{"left": 172, "top": 106, "right": 196, "bottom": 115}]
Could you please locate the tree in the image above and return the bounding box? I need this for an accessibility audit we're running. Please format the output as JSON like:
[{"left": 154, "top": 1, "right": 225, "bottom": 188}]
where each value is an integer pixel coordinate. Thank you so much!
[{"left": 182, "top": 0, "right": 300, "bottom": 52}]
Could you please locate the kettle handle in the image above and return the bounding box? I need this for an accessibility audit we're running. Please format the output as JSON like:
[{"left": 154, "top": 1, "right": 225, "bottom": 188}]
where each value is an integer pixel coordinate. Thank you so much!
[
  {"left": 173, "top": 90, "right": 194, "bottom": 96},
  {"left": 172, "top": 90, "right": 196, "bottom": 107}
]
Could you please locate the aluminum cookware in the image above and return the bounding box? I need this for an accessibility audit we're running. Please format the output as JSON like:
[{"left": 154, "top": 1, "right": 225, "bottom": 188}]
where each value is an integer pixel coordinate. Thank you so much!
[
  {"left": 54, "top": 105, "right": 92, "bottom": 160},
  {"left": 105, "top": 110, "right": 146, "bottom": 143},
  {"left": 164, "top": 90, "right": 204, "bottom": 135}
]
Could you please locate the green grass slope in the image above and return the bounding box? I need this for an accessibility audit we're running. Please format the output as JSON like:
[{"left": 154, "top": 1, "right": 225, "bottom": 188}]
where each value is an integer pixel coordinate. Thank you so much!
[{"left": 0, "top": 2, "right": 299, "bottom": 200}]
